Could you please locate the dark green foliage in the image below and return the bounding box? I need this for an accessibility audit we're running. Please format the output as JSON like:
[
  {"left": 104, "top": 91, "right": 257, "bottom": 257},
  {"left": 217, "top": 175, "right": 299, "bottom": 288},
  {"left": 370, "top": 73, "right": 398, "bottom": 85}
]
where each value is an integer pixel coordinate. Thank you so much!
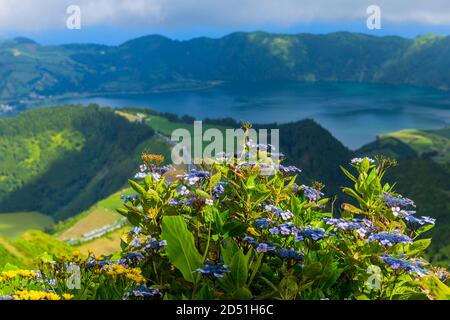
[
  {"left": 275, "top": 120, "right": 354, "bottom": 196},
  {"left": 0, "top": 105, "right": 154, "bottom": 220},
  {"left": 2, "top": 32, "right": 450, "bottom": 103}
]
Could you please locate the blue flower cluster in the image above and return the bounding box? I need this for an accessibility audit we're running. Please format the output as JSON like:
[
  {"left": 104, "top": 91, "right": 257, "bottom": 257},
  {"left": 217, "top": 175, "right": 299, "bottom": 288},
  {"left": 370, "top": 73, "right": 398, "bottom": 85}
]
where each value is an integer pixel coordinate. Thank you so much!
[
  {"left": 302, "top": 185, "right": 324, "bottom": 202},
  {"left": 295, "top": 226, "right": 328, "bottom": 241},
  {"left": 277, "top": 165, "right": 302, "bottom": 174},
  {"left": 123, "top": 285, "right": 162, "bottom": 300},
  {"left": 403, "top": 215, "right": 436, "bottom": 229},
  {"left": 324, "top": 218, "right": 376, "bottom": 238},
  {"left": 212, "top": 182, "right": 226, "bottom": 200},
  {"left": 243, "top": 236, "right": 303, "bottom": 261},
  {"left": 121, "top": 194, "right": 141, "bottom": 203},
  {"left": 194, "top": 262, "right": 230, "bottom": 278},
  {"left": 134, "top": 164, "right": 172, "bottom": 180},
  {"left": 255, "top": 218, "right": 273, "bottom": 229},
  {"left": 390, "top": 207, "right": 436, "bottom": 230},
  {"left": 278, "top": 248, "right": 304, "bottom": 261},
  {"left": 264, "top": 204, "right": 293, "bottom": 221},
  {"left": 178, "top": 169, "right": 210, "bottom": 186},
  {"left": 120, "top": 252, "right": 146, "bottom": 266},
  {"left": 367, "top": 230, "right": 413, "bottom": 246},
  {"left": 383, "top": 192, "right": 415, "bottom": 208},
  {"left": 269, "top": 222, "right": 296, "bottom": 236},
  {"left": 351, "top": 157, "right": 375, "bottom": 164},
  {"left": 380, "top": 254, "right": 428, "bottom": 276}
]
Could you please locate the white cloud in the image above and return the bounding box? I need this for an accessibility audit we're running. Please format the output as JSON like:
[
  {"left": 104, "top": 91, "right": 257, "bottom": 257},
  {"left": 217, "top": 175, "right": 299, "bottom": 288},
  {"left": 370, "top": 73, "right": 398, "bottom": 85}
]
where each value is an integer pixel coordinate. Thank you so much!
[{"left": 0, "top": 0, "right": 450, "bottom": 32}]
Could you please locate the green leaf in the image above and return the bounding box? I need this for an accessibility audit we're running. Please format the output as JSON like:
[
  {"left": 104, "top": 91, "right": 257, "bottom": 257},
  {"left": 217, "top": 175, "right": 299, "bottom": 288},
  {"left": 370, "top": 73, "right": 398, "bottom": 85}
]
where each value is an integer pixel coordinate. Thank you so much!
[
  {"left": 1, "top": 263, "right": 19, "bottom": 272},
  {"left": 161, "top": 216, "right": 203, "bottom": 283},
  {"left": 37, "top": 252, "right": 54, "bottom": 264},
  {"left": 116, "top": 208, "right": 128, "bottom": 216},
  {"left": 232, "top": 287, "right": 253, "bottom": 300},
  {"left": 223, "top": 221, "right": 248, "bottom": 237},
  {"left": 230, "top": 250, "right": 248, "bottom": 289},
  {"left": 128, "top": 179, "right": 146, "bottom": 195},
  {"left": 195, "top": 284, "right": 213, "bottom": 300},
  {"left": 221, "top": 239, "right": 239, "bottom": 265},
  {"left": 209, "top": 172, "right": 222, "bottom": 188},
  {"left": 195, "top": 189, "right": 211, "bottom": 199},
  {"left": 340, "top": 165, "right": 357, "bottom": 183},
  {"left": 290, "top": 196, "right": 303, "bottom": 215},
  {"left": 415, "top": 224, "right": 435, "bottom": 236},
  {"left": 246, "top": 175, "right": 256, "bottom": 190},
  {"left": 406, "top": 239, "right": 431, "bottom": 255},
  {"left": 303, "top": 262, "right": 322, "bottom": 278},
  {"left": 421, "top": 276, "right": 450, "bottom": 300},
  {"left": 144, "top": 188, "right": 160, "bottom": 202}
]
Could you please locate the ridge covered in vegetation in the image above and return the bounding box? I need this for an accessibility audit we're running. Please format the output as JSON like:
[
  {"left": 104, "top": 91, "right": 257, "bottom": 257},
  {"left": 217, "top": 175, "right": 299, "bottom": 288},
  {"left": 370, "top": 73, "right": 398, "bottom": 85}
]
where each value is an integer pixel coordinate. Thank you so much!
[
  {"left": 2, "top": 32, "right": 450, "bottom": 104},
  {"left": 0, "top": 105, "right": 155, "bottom": 220}
]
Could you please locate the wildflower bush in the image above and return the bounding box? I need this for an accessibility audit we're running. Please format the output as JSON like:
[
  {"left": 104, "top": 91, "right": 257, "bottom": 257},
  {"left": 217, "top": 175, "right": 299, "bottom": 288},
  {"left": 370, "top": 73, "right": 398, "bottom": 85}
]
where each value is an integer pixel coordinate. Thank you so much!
[
  {"left": 1, "top": 128, "right": 449, "bottom": 300},
  {"left": 115, "top": 130, "right": 450, "bottom": 300}
]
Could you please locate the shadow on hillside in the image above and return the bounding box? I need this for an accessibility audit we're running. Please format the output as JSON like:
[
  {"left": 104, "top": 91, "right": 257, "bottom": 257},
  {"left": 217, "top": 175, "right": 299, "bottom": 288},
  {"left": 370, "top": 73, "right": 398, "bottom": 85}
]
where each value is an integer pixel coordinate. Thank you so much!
[{"left": 0, "top": 106, "right": 154, "bottom": 221}]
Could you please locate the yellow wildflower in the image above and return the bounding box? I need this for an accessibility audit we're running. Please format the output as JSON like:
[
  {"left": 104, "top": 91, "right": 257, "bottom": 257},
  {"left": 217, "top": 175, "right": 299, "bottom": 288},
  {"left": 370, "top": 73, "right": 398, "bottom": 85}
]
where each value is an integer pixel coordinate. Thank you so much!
[
  {"left": 62, "top": 293, "right": 74, "bottom": 300},
  {"left": 14, "top": 290, "right": 60, "bottom": 301}
]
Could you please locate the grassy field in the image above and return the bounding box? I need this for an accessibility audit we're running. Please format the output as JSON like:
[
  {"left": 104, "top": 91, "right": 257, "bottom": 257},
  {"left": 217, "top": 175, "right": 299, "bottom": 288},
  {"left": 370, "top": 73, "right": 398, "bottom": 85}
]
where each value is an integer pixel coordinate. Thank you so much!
[
  {"left": 0, "top": 212, "right": 54, "bottom": 239},
  {"left": 382, "top": 128, "right": 450, "bottom": 163},
  {"left": 75, "top": 227, "right": 128, "bottom": 256},
  {"left": 56, "top": 189, "right": 130, "bottom": 241}
]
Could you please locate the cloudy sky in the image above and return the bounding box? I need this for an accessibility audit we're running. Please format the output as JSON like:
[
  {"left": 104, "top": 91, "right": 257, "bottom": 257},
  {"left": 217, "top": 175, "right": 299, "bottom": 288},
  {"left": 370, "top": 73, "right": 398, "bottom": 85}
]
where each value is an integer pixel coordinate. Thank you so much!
[{"left": 1, "top": 0, "right": 450, "bottom": 44}]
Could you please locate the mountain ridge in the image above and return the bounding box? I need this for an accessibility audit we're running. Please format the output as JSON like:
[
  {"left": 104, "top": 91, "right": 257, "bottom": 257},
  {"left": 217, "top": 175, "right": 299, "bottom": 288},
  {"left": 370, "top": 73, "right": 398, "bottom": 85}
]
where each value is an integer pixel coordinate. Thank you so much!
[{"left": 2, "top": 31, "right": 450, "bottom": 106}]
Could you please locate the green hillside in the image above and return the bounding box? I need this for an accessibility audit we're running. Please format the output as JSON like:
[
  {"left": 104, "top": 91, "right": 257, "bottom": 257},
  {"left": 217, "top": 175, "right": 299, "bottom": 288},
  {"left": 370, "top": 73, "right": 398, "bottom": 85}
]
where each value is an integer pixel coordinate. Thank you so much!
[
  {"left": 0, "top": 105, "right": 155, "bottom": 220},
  {"left": 0, "top": 230, "right": 73, "bottom": 268},
  {"left": 0, "top": 212, "right": 53, "bottom": 239},
  {"left": 2, "top": 32, "right": 450, "bottom": 105}
]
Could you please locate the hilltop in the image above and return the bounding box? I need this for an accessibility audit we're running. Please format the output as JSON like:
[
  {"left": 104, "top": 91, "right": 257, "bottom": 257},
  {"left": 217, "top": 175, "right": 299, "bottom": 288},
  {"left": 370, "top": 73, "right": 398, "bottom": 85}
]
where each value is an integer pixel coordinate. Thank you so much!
[{"left": 2, "top": 32, "right": 450, "bottom": 106}]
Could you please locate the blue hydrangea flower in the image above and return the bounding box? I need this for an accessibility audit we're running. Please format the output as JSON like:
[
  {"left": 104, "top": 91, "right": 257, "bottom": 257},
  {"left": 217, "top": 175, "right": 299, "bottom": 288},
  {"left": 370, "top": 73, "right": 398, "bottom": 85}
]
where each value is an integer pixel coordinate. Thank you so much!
[
  {"left": 123, "top": 285, "right": 161, "bottom": 300},
  {"left": 243, "top": 236, "right": 258, "bottom": 247},
  {"left": 324, "top": 218, "right": 376, "bottom": 238},
  {"left": 179, "top": 186, "right": 190, "bottom": 196},
  {"left": 129, "top": 227, "right": 142, "bottom": 235},
  {"left": 302, "top": 185, "right": 324, "bottom": 202},
  {"left": 194, "top": 262, "right": 230, "bottom": 278},
  {"left": 391, "top": 206, "right": 415, "bottom": 217},
  {"left": 212, "top": 182, "right": 226, "bottom": 199},
  {"left": 383, "top": 192, "right": 415, "bottom": 208},
  {"left": 125, "top": 252, "right": 145, "bottom": 263},
  {"left": 121, "top": 194, "right": 141, "bottom": 203},
  {"left": 142, "top": 238, "right": 167, "bottom": 251},
  {"left": 277, "top": 165, "right": 302, "bottom": 174},
  {"left": 178, "top": 169, "right": 210, "bottom": 185},
  {"left": 255, "top": 218, "right": 271, "bottom": 229},
  {"left": 134, "top": 172, "right": 148, "bottom": 179},
  {"left": 295, "top": 226, "right": 328, "bottom": 241},
  {"left": 131, "top": 236, "right": 140, "bottom": 249},
  {"left": 367, "top": 230, "right": 413, "bottom": 246},
  {"left": 269, "top": 227, "right": 279, "bottom": 235},
  {"left": 256, "top": 242, "right": 277, "bottom": 253},
  {"left": 48, "top": 279, "right": 57, "bottom": 287},
  {"left": 404, "top": 215, "right": 436, "bottom": 229},
  {"left": 264, "top": 205, "right": 293, "bottom": 221},
  {"left": 381, "top": 255, "right": 428, "bottom": 276},
  {"left": 277, "top": 248, "right": 304, "bottom": 261},
  {"left": 351, "top": 157, "right": 375, "bottom": 164}
]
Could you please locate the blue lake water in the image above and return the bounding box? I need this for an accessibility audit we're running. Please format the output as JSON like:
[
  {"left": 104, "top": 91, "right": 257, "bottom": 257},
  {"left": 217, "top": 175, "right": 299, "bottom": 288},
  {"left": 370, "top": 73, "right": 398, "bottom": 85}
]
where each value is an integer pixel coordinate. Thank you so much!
[{"left": 59, "top": 81, "right": 450, "bottom": 149}]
